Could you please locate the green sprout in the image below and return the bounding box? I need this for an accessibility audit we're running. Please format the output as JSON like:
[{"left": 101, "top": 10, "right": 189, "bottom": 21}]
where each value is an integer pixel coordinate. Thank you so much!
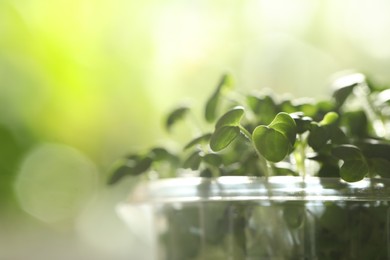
[
  {"left": 108, "top": 72, "right": 390, "bottom": 184},
  {"left": 109, "top": 72, "right": 390, "bottom": 260}
]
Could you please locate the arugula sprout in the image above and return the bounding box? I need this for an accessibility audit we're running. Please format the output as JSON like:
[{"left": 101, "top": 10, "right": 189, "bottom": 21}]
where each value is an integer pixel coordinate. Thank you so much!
[
  {"left": 252, "top": 112, "right": 296, "bottom": 162},
  {"left": 110, "top": 72, "right": 390, "bottom": 260},
  {"left": 109, "top": 72, "right": 390, "bottom": 183}
]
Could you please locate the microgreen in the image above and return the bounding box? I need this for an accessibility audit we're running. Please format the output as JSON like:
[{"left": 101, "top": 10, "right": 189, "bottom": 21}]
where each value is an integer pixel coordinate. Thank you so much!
[
  {"left": 210, "top": 125, "right": 241, "bottom": 152},
  {"left": 214, "top": 106, "right": 245, "bottom": 129},
  {"left": 252, "top": 112, "right": 296, "bottom": 162},
  {"left": 109, "top": 72, "right": 390, "bottom": 183},
  {"left": 205, "top": 73, "right": 234, "bottom": 123},
  {"left": 165, "top": 105, "right": 190, "bottom": 132},
  {"left": 110, "top": 72, "right": 390, "bottom": 260}
]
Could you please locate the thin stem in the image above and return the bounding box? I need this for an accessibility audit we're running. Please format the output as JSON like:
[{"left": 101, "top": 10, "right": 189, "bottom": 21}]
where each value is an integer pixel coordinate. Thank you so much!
[
  {"left": 239, "top": 125, "right": 252, "bottom": 141},
  {"left": 239, "top": 125, "right": 270, "bottom": 178},
  {"left": 294, "top": 134, "right": 307, "bottom": 179}
]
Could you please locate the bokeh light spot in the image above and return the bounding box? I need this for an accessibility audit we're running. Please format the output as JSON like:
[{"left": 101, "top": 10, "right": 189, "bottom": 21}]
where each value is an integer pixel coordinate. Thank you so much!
[{"left": 14, "top": 143, "right": 98, "bottom": 223}]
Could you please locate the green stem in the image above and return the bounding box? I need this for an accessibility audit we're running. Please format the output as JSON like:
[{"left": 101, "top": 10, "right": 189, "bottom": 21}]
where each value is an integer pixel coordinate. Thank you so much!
[
  {"left": 239, "top": 125, "right": 270, "bottom": 178},
  {"left": 239, "top": 125, "right": 252, "bottom": 141},
  {"left": 295, "top": 134, "right": 307, "bottom": 178}
]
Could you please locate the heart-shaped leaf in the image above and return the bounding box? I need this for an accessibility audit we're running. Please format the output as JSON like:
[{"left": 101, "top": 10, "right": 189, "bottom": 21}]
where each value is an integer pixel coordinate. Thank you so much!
[
  {"left": 268, "top": 112, "right": 297, "bottom": 146},
  {"left": 210, "top": 125, "right": 240, "bottom": 152},
  {"left": 252, "top": 126, "right": 290, "bottom": 162}
]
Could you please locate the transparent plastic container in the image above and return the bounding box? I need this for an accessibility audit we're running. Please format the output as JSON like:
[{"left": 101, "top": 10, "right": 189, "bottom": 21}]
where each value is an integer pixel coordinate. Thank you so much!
[{"left": 117, "top": 176, "right": 390, "bottom": 260}]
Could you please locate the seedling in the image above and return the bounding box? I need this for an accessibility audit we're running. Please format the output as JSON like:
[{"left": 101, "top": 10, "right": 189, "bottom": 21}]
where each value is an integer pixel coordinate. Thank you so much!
[
  {"left": 109, "top": 72, "right": 390, "bottom": 184},
  {"left": 111, "top": 72, "right": 390, "bottom": 259}
]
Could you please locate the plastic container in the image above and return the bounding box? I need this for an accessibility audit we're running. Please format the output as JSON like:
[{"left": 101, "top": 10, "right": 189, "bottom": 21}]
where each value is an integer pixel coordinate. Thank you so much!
[{"left": 117, "top": 176, "right": 390, "bottom": 259}]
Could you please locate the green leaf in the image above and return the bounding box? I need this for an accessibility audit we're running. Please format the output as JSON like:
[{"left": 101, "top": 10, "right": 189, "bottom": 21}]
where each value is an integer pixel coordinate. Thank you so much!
[
  {"left": 131, "top": 156, "right": 153, "bottom": 175},
  {"left": 203, "top": 153, "right": 223, "bottom": 167},
  {"left": 339, "top": 160, "right": 368, "bottom": 182},
  {"left": 332, "top": 144, "right": 368, "bottom": 182},
  {"left": 329, "top": 126, "right": 348, "bottom": 144},
  {"left": 332, "top": 144, "right": 364, "bottom": 161},
  {"left": 149, "top": 147, "right": 171, "bottom": 160},
  {"left": 368, "top": 158, "right": 390, "bottom": 178},
  {"left": 340, "top": 110, "right": 368, "bottom": 138},
  {"left": 205, "top": 74, "right": 234, "bottom": 123},
  {"left": 268, "top": 112, "right": 297, "bottom": 146},
  {"left": 358, "top": 139, "right": 390, "bottom": 161},
  {"left": 280, "top": 99, "right": 297, "bottom": 113},
  {"left": 149, "top": 147, "right": 180, "bottom": 165},
  {"left": 316, "top": 100, "right": 336, "bottom": 113},
  {"left": 166, "top": 106, "right": 190, "bottom": 131},
  {"left": 216, "top": 73, "right": 234, "bottom": 92},
  {"left": 210, "top": 125, "right": 240, "bottom": 152},
  {"left": 332, "top": 73, "right": 365, "bottom": 108},
  {"left": 247, "top": 95, "right": 278, "bottom": 124},
  {"left": 298, "top": 102, "right": 318, "bottom": 117},
  {"left": 183, "top": 150, "right": 203, "bottom": 170},
  {"left": 308, "top": 112, "right": 340, "bottom": 151},
  {"left": 107, "top": 156, "right": 152, "bottom": 185},
  {"left": 215, "top": 106, "right": 245, "bottom": 129},
  {"left": 183, "top": 133, "right": 212, "bottom": 150},
  {"left": 319, "top": 112, "right": 339, "bottom": 126},
  {"left": 308, "top": 124, "right": 330, "bottom": 151},
  {"left": 318, "top": 164, "right": 340, "bottom": 178},
  {"left": 107, "top": 164, "right": 131, "bottom": 185},
  {"left": 252, "top": 113, "right": 296, "bottom": 162},
  {"left": 291, "top": 113, "right": 312, "bottom": 134},
  {"left": 333, "top": 86, "right": 355, "bottom": 108},
  {"left": 205, "top": 93, "right": 219, "bottom": 123},
  {"left": 252, "top": 126, "right": 290, "bottom": 162}
]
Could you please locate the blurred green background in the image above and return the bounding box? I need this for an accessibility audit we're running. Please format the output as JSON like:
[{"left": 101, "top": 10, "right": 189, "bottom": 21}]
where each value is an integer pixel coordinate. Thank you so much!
[{"left": 2, "top": 0, "right": 390, "bottom": 259}]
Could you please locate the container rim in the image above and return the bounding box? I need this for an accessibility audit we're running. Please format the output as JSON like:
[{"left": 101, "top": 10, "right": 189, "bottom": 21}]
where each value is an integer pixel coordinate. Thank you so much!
[{"left": 126, "top": 176, "right": 390, "bottom": 204}]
